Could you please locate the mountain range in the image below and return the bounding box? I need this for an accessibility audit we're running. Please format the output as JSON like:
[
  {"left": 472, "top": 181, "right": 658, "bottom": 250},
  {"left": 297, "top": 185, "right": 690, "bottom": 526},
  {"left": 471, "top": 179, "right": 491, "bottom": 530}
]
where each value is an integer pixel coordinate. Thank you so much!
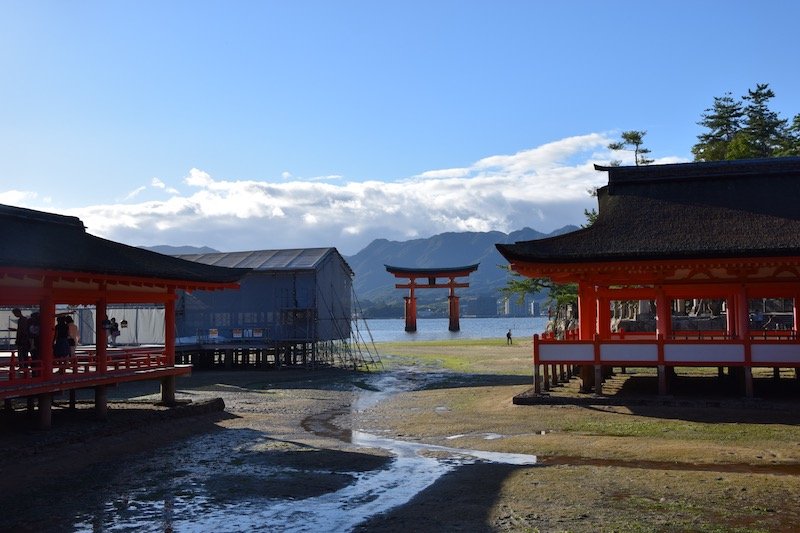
[{"left": 144, "top": 225, "right": 578, "bottom": 302}]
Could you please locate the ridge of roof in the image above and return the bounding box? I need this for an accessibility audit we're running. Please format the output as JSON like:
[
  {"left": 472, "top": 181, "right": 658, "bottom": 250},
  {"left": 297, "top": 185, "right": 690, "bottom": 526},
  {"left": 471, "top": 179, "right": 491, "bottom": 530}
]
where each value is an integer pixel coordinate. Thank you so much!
[
  {"left": 0, "top": 203, "right": 85, "bottom": 229},
  {"left": 594, "top": 156, "right": 800, "bottom": 184},
  {"left": 0, "top": 203, "right": 249, "bottom": 284},
  {"left": 499, "top": 157, "right": 800, "bottom": 265}
]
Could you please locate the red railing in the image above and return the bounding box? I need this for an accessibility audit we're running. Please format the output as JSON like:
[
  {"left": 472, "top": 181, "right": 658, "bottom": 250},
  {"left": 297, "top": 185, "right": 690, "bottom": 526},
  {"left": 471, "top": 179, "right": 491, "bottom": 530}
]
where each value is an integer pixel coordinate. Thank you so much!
[
  {"left": 539, "top": 328, "right": 579, "bottom": 341},
  {"left": 1, "top": 346, "right": 169, "bottom": 386},
  {"left": 533, "top": 332, "right": 800, "bottom": 368}
]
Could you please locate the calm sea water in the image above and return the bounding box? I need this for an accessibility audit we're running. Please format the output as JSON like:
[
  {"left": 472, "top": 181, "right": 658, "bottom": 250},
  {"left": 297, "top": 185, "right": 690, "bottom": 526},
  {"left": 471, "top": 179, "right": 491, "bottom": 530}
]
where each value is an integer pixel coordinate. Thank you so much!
[{"left": 360, "top": 316, "right": 549, "bottom": 343}]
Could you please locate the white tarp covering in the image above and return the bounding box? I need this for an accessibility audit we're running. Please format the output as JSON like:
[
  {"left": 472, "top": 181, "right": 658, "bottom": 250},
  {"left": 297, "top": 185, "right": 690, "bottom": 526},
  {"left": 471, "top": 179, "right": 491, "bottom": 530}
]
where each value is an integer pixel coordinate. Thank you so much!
[
  {"left": 2, "top": 306, "right": 164, "bottom": 348},
  {"left": 77, "top": 307, "right": 165, "bottom": 346}
]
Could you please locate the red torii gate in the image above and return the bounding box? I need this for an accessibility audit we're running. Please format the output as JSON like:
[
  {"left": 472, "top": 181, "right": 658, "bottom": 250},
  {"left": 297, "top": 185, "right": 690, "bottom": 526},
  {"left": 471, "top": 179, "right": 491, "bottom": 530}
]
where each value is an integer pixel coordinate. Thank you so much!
[{"left": 385, "top": 264, "right": 479, "bottom": 332}]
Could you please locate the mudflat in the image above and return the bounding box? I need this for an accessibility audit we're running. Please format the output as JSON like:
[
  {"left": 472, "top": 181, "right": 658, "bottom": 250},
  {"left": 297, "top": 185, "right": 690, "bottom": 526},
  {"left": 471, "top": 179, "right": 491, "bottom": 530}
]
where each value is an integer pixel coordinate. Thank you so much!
[{"left": 2, "top": 339, "right": 800, "bottom": 532}]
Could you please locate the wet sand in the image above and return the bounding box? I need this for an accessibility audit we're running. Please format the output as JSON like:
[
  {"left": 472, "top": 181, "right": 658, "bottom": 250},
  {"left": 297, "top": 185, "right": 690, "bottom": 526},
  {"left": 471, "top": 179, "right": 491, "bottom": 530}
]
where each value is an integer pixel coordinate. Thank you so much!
[{"left": 2, "top": 363, "right": 800, "bottom": 532}]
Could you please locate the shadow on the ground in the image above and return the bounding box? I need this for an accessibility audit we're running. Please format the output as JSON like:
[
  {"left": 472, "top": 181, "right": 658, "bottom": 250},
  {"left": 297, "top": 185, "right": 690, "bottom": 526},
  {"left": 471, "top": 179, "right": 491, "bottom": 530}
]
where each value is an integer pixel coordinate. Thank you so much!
[
  {"left": 515, "top": 371, "right": 800, "bottom": 423},
  {"left": 353, "top": 462, "right": 523, "bottom": 533},
  {"left": 71, "top": 367, "right": 364, "bottom": 400},
  {"left": 0, "top": 397, "right": 235, "bottom": 447},
  {"left": 616, "top": 372, "right": 800, "bottom": 400}
]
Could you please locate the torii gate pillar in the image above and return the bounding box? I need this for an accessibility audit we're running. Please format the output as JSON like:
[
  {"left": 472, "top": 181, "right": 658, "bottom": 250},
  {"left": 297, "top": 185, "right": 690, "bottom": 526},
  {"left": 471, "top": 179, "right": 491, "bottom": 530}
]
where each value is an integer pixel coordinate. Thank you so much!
[
  {"left": 404, "top": 295, "right": 418, "bottom": 332},
  {"left": 385, "top": 264, "right": 479, "bottom": 333},
  {"left": 448, "top": 294, "right": 460, "bottom": 332}
]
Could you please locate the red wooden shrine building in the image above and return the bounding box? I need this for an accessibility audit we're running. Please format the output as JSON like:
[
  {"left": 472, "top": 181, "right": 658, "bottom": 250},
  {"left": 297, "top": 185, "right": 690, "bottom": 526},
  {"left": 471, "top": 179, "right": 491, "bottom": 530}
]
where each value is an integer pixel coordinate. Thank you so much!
[
  {"left": 497, "top": 157, "right": 800, "bottom": 397},
  {"left": 0, "top": 204, "right": 247, "bottom": 428},
  {"left": 385, "top": 264, "right": 479, "bottom": 332}
]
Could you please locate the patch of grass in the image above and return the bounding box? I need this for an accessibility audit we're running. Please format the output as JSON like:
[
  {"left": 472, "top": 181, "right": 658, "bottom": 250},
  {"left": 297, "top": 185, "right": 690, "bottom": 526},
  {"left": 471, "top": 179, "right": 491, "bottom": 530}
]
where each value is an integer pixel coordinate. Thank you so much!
[
  {"left": 380, "top": 338, "right": 511, "bottom": 348},
  {"left": 376, "top": 339, "right": 532, "bottom": 375},
  {"left": 561, "top": 415, "right": 800, "bottom": 444}
]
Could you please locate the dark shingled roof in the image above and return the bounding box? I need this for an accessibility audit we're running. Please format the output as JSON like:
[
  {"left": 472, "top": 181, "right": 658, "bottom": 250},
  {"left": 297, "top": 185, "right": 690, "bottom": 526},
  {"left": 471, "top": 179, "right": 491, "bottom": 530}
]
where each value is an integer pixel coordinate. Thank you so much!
[
  {"left": 497, "top": 157, "right": 800, "bottom": 264},
  {"left": 0, "top": 204, "right": 249, "bottom": 284},
  {"left": 385, "top": 264, "right": 479, "bottom": 276}
]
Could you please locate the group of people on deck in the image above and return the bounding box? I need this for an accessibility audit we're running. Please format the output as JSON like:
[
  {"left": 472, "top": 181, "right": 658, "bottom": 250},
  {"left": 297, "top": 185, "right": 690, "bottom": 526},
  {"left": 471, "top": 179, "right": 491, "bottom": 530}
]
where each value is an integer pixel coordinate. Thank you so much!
[
  {"left": 10, "top": 310, "right": 127, "bottom": 377},
  {"left": 53, "top": 314, "right": 79, "bottom": 358},
  {"left": 10, "top": 308, "right": 80, "bottom": 370}
]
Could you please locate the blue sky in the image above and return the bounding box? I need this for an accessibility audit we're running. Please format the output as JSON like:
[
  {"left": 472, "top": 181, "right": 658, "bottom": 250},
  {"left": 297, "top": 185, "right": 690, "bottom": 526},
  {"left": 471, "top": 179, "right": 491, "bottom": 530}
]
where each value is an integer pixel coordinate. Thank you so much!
[{"left": 1, "top": 1, "right": 799, "bottom": 254}]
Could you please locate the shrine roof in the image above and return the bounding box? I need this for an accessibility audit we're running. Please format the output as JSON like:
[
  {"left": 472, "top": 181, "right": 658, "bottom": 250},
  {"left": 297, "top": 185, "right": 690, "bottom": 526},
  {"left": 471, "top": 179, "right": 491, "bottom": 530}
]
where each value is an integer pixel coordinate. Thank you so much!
[
  {"left": 0, "top": 204, "right": 249, "bottom": 285},
  {"left": 497, "top": 157, "right": 800, "bottom": 265},
  {"left": 385, "top": 264, "right": 479, "bottom": 276}
]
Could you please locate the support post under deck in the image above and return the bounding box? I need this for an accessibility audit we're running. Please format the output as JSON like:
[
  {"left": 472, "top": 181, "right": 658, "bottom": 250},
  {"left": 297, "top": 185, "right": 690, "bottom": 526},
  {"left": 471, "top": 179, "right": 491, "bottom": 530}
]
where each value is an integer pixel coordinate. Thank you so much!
[
  {"left": 161, "top": 376, "right": 177, "bottom": 406},
  {"left": 38, "top": 393, "right": 52, "bottom": 430}
]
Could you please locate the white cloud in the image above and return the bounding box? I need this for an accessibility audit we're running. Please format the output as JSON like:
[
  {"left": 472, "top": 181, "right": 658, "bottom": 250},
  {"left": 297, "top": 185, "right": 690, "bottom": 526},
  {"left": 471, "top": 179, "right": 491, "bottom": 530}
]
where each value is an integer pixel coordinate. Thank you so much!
[
  {"left": 2, "top": 133, "right": 688, "bottom": 255},
  {"left": 0, "top": 190, "right": 38, "bottom": 205},
  {"left": 122, "top": 186, "right": 147, "bottom": 201},
  {"left": 184, "top": 168, "right": 213, "bottom": 187},
  {"left": 415, "top": 167, "right": 471, "bottom": 179}
]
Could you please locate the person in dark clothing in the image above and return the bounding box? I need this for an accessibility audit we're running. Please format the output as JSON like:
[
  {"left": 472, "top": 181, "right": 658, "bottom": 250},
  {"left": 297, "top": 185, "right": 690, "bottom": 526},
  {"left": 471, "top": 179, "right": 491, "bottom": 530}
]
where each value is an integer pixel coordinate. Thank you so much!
[
  {"left": 10, "top": 308, "right": 30, "bottom": 366},
  {"left": 102, "top": 315, "right": 112, "bottom": 346},
  {"left": 65, "top": 315, "right": 79, "bottom": 356},
  {"left": 109, "top": 317, "right": 120, "bottom": 347},
  {"left": 53, "top": 315, "right": 71, "bottom": 359},
  {"left": 506, "top": 329, "right": 512, "bottom": 345}
]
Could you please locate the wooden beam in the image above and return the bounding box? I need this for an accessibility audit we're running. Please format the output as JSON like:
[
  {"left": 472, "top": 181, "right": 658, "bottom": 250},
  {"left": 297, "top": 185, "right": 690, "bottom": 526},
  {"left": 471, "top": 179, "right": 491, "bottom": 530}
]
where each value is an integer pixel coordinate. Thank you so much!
[{"left": 395, "top": 282, "right": 470, "bottom": 289}]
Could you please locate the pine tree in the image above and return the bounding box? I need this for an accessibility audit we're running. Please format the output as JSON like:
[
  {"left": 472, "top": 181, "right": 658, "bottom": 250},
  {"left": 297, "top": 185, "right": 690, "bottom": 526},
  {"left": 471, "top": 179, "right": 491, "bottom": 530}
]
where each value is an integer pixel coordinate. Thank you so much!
[
  {"left": 776, "top": 113, "right": 800, "bottom": 157},
  {"left": 741, "top": 83, "right": 787, "bottom": 158},
  {"left": 608, "top": 130, "right": 653, "bottom": 166},
  {"left": 691, "top": 93, "right": 743, "bottom": 161},
  {"left": 693, "top": 84, "right": 792, "bottom": 161}
]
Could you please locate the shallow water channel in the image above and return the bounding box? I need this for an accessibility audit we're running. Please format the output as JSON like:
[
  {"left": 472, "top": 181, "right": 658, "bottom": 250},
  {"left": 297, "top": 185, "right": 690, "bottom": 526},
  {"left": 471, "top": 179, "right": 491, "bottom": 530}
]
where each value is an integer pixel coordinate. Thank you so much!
[{"left": 12, "top": 370, "right": 537, "bottom": 532}]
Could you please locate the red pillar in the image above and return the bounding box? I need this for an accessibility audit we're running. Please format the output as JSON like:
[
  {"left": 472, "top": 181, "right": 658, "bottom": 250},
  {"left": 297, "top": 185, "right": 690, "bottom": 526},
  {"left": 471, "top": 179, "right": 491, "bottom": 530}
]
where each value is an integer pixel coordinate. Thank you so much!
[
  {"left": 165, "top": 290, "right": 176, "bottom": 366},
  {"left": 655, "top": 288, "right": 670, "bottom": 338},
  {"left": 597, "top": 294, "right": 611, "bottom": 340},
  {"left": 726, "top": 293, "right": 737, "bottom": 338},
  {"left": 578, "top": 284, "right": 597, "bottom": 340},
  {"left": 738, "top": 286, "right": 753, "bottom": 397},
  {"left": 578, "top": 283, "right": 598, "bottom": 393},
  {"left": 96, "top": 296, "right": 108, "bottom": 373},
  {"left": 736, "top": 287, "right": 750, "bottom": 341},
  {"left": 447, "top": 278, "right": 461, "bottom": 331},
  {"left": 404, "top": 281, "right": 417, "bottom": 332}
]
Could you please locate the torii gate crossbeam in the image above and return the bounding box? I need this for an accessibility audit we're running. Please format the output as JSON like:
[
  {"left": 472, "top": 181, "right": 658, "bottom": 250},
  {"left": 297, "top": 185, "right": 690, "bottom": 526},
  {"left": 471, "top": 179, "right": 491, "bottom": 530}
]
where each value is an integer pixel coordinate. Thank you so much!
[{"left": 385, "top": 264, "right": 479, "bottom": 332}]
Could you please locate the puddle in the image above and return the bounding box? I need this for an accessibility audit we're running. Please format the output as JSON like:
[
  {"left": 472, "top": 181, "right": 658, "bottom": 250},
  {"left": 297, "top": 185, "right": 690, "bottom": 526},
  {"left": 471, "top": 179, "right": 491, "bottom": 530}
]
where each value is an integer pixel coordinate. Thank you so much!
[{"left": 352, "top": 430, "right": 536, "bottom": 466}]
